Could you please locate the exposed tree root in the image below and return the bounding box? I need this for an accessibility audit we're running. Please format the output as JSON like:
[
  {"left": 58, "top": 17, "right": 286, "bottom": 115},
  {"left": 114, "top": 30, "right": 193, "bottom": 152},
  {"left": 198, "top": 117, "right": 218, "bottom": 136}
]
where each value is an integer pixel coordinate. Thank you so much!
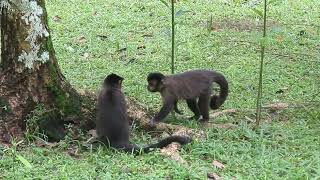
[
  {"left": 160, "top": 142, "right": 188, "bottom": 165},
  {"left": 78, "top": 91, "right": 200, "bottom": 139}
]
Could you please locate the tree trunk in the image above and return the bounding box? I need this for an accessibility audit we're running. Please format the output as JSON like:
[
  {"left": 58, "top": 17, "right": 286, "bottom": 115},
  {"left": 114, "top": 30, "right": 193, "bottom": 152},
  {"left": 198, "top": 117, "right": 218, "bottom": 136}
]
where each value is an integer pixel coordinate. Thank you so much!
[
  {"left": 0, "top": 0, "right": 86, "bottom": 143},
  {"left": 0, "top": 1, "right": 195, "bottom": 144}
]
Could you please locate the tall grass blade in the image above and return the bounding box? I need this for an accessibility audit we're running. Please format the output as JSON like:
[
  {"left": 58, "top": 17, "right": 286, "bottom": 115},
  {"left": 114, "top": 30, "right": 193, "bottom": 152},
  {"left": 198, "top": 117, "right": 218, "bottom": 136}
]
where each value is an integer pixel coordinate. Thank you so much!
[{"left": 16, "top": 154, "right": 32, "bottom": 168}]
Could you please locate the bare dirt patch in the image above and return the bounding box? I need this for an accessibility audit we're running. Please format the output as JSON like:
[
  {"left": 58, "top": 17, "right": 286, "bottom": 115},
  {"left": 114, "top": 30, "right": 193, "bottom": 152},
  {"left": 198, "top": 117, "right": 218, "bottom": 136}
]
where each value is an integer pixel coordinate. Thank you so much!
[{"left": 208, "top": 18, "right": 280, "bottom": 32}]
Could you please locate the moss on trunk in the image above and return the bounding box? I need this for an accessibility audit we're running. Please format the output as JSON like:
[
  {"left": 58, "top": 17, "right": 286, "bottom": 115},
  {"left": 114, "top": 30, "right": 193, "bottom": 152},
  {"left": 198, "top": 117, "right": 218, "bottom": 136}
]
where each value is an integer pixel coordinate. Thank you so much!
[{"left": 0, "top": 0, "right": 88, "bottom": 143}]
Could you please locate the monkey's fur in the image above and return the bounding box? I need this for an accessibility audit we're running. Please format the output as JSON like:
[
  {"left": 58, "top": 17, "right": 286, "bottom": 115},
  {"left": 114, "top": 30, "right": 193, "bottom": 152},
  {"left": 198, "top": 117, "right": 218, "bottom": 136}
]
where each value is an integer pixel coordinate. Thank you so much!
[
  {"left": 96, "top": 73, "right": 191, "bottom": 154},
  {"left": 147, "top": 69, "right": 229, "bottom": 124}
]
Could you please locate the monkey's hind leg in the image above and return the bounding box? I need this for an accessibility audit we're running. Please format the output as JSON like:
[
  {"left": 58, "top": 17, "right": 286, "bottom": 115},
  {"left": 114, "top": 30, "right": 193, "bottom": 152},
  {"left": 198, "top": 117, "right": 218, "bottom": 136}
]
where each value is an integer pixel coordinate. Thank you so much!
[
  {"left": 198, "top": 94, "right": 210, "bottom": 122},
  {"left": 186, "top": 99, "right": 200, "bottom": 120}
]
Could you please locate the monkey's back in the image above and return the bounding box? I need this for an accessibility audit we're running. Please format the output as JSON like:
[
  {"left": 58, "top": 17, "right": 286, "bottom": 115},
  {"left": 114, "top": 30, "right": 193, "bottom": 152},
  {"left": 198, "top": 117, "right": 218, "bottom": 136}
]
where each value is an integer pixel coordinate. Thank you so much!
[
  {"left": 164, "top": 70, "right": 220, "bottom": 99},
  {"left": 96, "top": 88, "right": 129, "bottom": 144}
]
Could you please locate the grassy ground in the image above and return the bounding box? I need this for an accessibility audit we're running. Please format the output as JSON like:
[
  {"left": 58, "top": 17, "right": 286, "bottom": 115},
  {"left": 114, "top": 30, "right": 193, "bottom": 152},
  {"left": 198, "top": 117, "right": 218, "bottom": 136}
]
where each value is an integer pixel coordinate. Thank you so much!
[{"left": 1, "top": 0, "right": 320, "bottom": 179}]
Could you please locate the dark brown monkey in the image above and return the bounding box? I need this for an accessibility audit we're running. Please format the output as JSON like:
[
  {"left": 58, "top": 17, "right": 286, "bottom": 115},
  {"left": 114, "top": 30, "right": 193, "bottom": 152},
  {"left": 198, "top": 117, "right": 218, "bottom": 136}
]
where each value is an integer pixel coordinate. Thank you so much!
[
  {"left": 96, "top": 73, "right": 191, "bottom": 154},
  {"left": 147, "top": 69, "right": 228, "bottom": 124}
]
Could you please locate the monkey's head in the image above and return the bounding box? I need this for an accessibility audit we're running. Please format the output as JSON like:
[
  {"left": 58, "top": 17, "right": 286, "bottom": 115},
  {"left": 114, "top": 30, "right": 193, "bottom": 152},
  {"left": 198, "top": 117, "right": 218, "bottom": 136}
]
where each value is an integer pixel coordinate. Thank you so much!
[
  {"left": 147, "top": 72, "right": 165, "bottom": 92},
  {"left": 104, "top": 73, "right": 124, "bottom": 89}
]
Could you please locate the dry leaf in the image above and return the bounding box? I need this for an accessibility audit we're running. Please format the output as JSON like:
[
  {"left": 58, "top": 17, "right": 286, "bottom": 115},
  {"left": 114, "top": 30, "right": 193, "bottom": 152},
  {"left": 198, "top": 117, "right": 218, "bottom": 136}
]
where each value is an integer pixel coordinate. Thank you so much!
[
  {"left": 204, "top": 123, "right": 237, "bottom": 130},
  {"left": 47, "top": 142, "right": 59, "bottom": 148},
  {"left": 88, "top": 129, "right": 98, "bottom": 137},
  {"left": 212, "top": 25, "right": 220, "bottom": 32},
  {"left": 66, "top": 46, "right": 75, "bottom": 53},
  {"left": 276, "top": 35, "right": 284, "bottom": 42},
  {"left": 142, "top": 34, "right": 153, "bottom": 38},
  {"left": 276, "top": 87, "right": 288, "bottom": 94},
  {"left": 117, "top": 47, "right": 127, "bottom": 53},
  {"left": 207, "top": 172, "right": 222, "bottom": 180},
  {"left": 244, "top": 116, "right": 255, "bottom": 123},
  {"left": 77, "top": 36, "right": 87, "bottom": 44},
  {"left": 160, "top": 142, "right": 187, "bottom": 165},
  {"left": 52, "top": 15, "right": 62, "bottom": 22},
  {"left": 137, "top": 45, "right": 146, "bottom": 49},
  {"left": 212, "top": 160, "right": 225, "bottom": 170},
  {"left": 66, "top": 148, "right": 80, "bottom": 158},
  {"left": 97, "top": 34, "right": 108, "bottom": 40},
  {"left": 34, "top": 138, "right": 58, "bottom": 148},
  {"left": 83, "top": 52, "right": 90, "bottom": 59},
  {"left": 211, "top": 109, "right": 237, "bottom": 118},
  {"left": 265, "top": 103, "right": 289, "bottom": 111}
]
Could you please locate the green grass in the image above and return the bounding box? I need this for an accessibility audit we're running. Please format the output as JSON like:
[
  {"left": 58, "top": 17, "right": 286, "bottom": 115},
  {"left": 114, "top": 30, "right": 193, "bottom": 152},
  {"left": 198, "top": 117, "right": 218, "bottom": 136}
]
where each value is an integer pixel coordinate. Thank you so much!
[{"left": 1, "top": 0, "right": 320, "bottom": 179}]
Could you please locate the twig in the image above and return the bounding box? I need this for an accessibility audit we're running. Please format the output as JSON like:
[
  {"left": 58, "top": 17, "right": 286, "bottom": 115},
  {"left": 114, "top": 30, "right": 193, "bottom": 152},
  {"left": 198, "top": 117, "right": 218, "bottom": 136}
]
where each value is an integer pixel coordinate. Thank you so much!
[{"left": 255, "top": 0, "right": 267, "bottom": 130}]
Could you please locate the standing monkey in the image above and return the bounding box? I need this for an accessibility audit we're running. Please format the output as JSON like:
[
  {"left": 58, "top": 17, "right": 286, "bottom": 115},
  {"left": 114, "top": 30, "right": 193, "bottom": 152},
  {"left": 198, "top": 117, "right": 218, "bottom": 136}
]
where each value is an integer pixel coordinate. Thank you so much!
[
  {"left": 147, "top": 69, "right": 229, "bottom": 125},
  {"left": 96, "top": 73, "right": 191, "bottom": 154}
]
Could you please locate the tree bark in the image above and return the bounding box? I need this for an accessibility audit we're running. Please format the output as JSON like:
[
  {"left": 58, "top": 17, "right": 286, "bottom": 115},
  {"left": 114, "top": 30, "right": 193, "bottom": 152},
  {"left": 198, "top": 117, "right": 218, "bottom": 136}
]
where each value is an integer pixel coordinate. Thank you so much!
[
  {"left": 0, "top": 0, "right": 85, "bottom": 143},
  {"left": 0, "top": 0, "right": 195, "bottom": 144}
]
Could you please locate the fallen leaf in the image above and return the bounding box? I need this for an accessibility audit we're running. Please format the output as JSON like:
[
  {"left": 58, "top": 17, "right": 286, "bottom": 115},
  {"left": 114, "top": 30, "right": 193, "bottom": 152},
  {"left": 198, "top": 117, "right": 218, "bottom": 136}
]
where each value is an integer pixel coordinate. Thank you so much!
[
  {"left": 265, "top": 103, "right": 289, "bottom": 111},
  {"left": 212, "top": 160, "right": 225, "bottom": 170},
  {"left": 276, "top": 35, "right": 284, "bottom": 42},
  {"left": 160, "top": 142, "right": 187, "bottom": 165},
  {"left": 276, "top": 89, "right": 284, "bottom": 94},
  {"left": 52, "top": 15, "right": 62, "bottom": 22},
  {"left": 137, "top": 45, "right": 146, "bottom": 49},
  {"left": 211, "top": 109, "right": 237, "bottom": 118},
  {"left": 204, "top": 123, "right": 237, "bottom": 130},
  {"left": 77, "top": 36, "right": 86, "bottom": 44},
  {"left": 244, "top": 116, "right": 255, "bottom": 123},
  {"left": 117, "top": 47, "right": 127, "bottom": 53},
  {"left": 66, "top": 46, "right": 75, "bottom": 53},
  {"left": 88, "top": 129, "right": 98, "bottom": 137},
  {"left": 207, "top": 172, "right": 222, "bottom": 180},
  {"left": 97, "top": 34, "right": 108, "bottom": 40},
  {"left": 34, "top": 138, "right": 58, "bottom": 148},
  {"left": 211, "top": 25, "right": 220, "bottom": 32},
  {"left": 142, "top": 34, "right": 153, "bottom": 38},
  {"left": 46, "top": 142, "right": 59, "bottom": 148},
  {"left": 83, "top": 52, "right": 90, "bottom": 59},
  {"left": 66, "top": 148, "right": 80, "bottom": 158},
  {"left": 275, "top": 87, "right": 288, "bottom": 94}
]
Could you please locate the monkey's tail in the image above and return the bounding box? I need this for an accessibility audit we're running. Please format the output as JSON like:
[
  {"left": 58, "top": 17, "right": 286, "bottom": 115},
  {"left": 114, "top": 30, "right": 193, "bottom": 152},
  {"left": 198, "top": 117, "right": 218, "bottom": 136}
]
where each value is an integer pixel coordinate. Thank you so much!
[
  {"left": 142, "top": 135, "right": 192, "bottom": 153},
  {"left": 112, "top": 136, "right": 191, "bottom": 155},
  {"left": 210, "top": 74, "right": 229, "bottom": 110}
]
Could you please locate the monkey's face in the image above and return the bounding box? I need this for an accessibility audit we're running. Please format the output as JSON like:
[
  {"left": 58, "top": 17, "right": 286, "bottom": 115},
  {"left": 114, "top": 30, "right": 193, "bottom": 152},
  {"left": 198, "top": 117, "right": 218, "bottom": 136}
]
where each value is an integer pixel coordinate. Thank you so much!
[
  {"left": 147, "top": 72, "right": 165, "bottom": 92},
  {"left": 147, "top": 79, "right": 162, "bottom": 92}
]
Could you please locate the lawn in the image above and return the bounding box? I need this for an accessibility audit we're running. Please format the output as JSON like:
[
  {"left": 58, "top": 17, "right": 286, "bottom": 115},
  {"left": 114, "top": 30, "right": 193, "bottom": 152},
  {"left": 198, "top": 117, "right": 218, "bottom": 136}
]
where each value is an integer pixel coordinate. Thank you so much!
[{"left": 1, "top": 0, "right": 320, "bottom": 179}]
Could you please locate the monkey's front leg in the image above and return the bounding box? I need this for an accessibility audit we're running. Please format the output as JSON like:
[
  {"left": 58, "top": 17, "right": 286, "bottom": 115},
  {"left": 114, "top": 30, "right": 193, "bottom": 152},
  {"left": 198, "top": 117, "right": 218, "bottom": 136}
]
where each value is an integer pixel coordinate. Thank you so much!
[{"left": 150, "top": 101, "right": 174, "bottom": 126}]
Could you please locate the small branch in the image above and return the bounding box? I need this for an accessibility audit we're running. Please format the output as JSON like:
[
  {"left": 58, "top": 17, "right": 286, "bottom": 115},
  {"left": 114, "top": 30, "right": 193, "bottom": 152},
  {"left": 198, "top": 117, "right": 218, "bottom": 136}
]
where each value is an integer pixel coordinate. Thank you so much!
[
  {"left": 254, "top": 0, "right": 268, "bottom": 130},
  {"left": 171, "top": 0, "right": 175, "bottom": 74}
]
